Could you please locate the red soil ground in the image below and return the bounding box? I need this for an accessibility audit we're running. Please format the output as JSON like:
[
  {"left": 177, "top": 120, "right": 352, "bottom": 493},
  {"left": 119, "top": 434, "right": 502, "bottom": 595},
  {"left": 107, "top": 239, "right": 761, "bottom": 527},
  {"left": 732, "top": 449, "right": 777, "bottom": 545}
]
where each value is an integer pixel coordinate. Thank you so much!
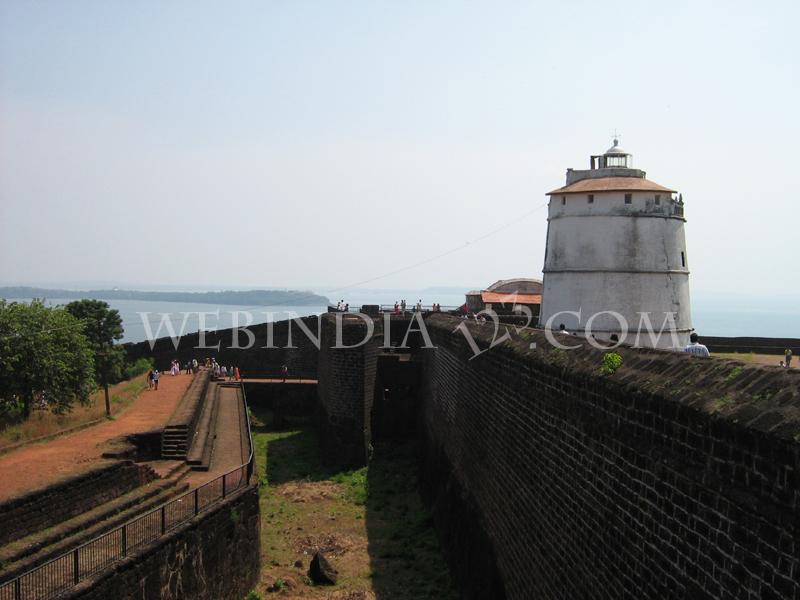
[
  {"left": 0, "top": 372, "right": 193, "bottom": 502},
  {"left": 716, "top": 352, "right": 798, "bottom": 368}
]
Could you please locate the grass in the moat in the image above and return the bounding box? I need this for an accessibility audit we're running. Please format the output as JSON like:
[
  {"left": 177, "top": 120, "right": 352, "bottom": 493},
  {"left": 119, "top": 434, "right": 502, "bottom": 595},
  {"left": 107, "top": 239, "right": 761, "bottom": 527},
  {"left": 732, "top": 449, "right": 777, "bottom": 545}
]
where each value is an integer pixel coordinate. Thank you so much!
[{"left": 248, "top": 403, "right": 457, "bottom": 599}]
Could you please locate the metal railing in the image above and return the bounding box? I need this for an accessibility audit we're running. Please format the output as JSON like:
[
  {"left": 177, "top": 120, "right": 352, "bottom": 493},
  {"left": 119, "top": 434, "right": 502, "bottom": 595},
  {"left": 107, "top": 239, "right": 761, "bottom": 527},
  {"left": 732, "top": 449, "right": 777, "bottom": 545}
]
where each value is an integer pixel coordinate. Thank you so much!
[
  {"left": 328, "top": 304, "right": 461, "bottom": 314},
  {"left": 0, "top": 385, "right": 255, "bottom": 600}
]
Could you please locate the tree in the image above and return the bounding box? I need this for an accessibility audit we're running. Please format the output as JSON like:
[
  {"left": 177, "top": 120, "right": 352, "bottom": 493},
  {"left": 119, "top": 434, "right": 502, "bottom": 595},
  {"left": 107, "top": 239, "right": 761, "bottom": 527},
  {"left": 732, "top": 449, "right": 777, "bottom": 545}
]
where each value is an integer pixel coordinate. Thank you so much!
[
  {"left": 64, "top": 299, "right": 125, "bottom": 416},
  {"left": 0, "top": 300, "right": 95, "bottom": 418}
]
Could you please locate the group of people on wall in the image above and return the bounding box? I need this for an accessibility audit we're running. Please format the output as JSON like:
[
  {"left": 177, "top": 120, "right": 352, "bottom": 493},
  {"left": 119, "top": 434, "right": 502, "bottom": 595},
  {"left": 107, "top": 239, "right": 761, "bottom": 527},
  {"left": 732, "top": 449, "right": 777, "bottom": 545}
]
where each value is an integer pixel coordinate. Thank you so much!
[
  {"left": 207, "top": 357, "right": 240, "bottom": 381},
  {"left": 392, "top": 300, "right": 442, "bottom": 314},
  {"left": 144, "top": 357, "right": 242, "bottom": 390},
  {"left": 333, "top": 299, "right": 444, "bottom": 314}
]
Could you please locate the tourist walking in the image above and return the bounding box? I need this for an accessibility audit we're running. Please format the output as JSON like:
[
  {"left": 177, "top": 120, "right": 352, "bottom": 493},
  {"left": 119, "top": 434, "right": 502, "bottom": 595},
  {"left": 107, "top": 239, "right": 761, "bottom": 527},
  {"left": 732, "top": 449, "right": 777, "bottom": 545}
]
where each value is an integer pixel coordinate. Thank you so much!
[
  {"left": 684, "top": 333, "right": 710, "bottom": 357},
  {"left": 785, "top": 348, "right": 793, "bottom": 368},
  {"left": 152, "top": 369, "right": 160, "bottom": 391},
  {"left": 147, "top": 369, "right": 154, "bottom": 390}
]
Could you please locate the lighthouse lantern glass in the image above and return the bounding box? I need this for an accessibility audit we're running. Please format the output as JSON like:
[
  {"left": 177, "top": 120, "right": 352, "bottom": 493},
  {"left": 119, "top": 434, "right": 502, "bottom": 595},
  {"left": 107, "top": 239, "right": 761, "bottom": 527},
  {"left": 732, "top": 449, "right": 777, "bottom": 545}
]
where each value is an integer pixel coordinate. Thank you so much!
[{"left": 605, "top": 154, "right": 630, "bottom": 168}]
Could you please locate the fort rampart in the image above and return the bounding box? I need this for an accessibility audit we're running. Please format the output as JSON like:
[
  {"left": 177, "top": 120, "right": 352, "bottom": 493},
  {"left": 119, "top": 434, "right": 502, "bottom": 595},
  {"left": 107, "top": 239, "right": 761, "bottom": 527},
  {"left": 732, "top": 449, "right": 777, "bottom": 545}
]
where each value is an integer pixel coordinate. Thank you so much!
[
  {"left": 420, "top": 314, "right": 800, "bottom": 600},
  {"left": 316, "top": 314, "right": 380, "bottom": 467},
  {"left": 63, "top": 486, "right": 259, "bottom": 600},
  {"left": 16, "top": 313, "right": 800, "bottom": 600},
  {"left": 124, "top": 316, "right": 321, "bottom": 379},
  {"left": 0, "top": 462, "right": 156, "bottom": 548}
]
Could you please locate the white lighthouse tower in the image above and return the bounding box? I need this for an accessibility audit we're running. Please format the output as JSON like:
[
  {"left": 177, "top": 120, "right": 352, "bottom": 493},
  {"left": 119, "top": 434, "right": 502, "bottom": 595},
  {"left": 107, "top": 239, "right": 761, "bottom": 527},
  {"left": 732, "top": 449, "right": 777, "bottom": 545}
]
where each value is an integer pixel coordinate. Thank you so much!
[{"left": 538, "top": 139, "right": 692, "bottom": 349}]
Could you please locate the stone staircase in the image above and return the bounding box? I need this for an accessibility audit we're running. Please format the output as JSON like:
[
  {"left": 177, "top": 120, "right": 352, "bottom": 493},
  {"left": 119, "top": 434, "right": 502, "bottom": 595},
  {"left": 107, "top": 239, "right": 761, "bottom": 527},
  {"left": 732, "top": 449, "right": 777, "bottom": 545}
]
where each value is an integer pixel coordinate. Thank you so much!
[
  {"left": 161, "top": 424, "right": 190, "bottom": 459},
  {"left": 160, "top": 370, "right": 211, "bottom": 461}
]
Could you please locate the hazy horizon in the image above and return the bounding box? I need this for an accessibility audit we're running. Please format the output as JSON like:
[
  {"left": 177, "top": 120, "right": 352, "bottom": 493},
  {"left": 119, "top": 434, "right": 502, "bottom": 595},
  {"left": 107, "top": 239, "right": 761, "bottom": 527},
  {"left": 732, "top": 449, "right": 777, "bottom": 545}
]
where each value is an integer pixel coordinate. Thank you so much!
[{"left": 2, "top": 2, "right": 799, "bottom": 295}]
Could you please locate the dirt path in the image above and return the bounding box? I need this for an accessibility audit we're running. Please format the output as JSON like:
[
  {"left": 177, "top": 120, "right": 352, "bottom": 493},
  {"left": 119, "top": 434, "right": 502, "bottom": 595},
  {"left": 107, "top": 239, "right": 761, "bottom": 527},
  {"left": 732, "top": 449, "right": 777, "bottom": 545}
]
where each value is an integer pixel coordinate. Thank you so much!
[
  {"left": 716, "top": 352, "right": 799, "bottom": 368},
  {"left": 0, "top": 372, "right": 194, "bottom": 502}
]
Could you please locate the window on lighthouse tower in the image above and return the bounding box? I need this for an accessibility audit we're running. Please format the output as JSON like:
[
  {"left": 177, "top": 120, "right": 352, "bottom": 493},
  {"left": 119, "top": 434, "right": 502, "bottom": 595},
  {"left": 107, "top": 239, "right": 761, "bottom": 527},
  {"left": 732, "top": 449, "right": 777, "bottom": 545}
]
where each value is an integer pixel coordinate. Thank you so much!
[{"left": 606, "top": 154, "right": 629, "bottom": 167}]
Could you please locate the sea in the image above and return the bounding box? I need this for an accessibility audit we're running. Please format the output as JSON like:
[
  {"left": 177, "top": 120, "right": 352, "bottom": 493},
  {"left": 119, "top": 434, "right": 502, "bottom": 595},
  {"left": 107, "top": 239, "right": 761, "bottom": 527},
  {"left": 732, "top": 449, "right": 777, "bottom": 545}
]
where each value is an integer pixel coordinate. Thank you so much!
[{"left": 4, "top": 289, "right": 799, "bottom": 344}]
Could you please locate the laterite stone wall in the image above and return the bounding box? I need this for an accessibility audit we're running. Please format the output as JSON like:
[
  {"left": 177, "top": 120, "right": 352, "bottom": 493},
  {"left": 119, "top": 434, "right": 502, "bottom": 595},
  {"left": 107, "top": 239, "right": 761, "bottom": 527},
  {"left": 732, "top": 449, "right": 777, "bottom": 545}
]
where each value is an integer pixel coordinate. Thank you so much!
[
  {"left": 66, "top": 486, "right": 260, "bottom": 600},
  {"left": 0, "top": 461, "right": 157, "bottom": 547},
  {"left": 421, "top": 315, "right": 800, "bottom": 600},
  {"left": 317, "top": 314, "right": 380, "bottom": 467},
  {"left": 125, "top": 316, "right": 322, "bottom": 379}
]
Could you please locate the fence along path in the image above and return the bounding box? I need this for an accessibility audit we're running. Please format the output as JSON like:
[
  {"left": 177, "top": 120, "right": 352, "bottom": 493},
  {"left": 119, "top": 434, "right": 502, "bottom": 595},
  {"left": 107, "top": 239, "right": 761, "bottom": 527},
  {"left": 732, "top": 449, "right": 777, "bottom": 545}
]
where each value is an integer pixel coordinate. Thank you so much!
[{"left": 0, "top": 384, "right": 254, "bottom": 600}]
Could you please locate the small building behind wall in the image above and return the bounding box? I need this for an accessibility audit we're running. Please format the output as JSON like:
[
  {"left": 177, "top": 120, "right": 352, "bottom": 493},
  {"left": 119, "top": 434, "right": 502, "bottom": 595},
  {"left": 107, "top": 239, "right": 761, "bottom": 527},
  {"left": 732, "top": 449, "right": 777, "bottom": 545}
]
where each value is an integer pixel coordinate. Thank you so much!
[{"left": 465, "top": 278, "right": 542, "bottom": 316}]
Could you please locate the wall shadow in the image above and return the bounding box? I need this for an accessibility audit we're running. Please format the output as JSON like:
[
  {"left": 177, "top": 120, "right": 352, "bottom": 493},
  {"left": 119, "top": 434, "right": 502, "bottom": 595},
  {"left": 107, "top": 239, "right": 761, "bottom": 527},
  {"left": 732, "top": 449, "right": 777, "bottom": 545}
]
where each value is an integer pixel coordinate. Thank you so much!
[
  {"left": 249, "top": 402, "right": 338, "bottom": 485},
  {"left": 364, "top": 441, "right": 458, "bottom": 600}
]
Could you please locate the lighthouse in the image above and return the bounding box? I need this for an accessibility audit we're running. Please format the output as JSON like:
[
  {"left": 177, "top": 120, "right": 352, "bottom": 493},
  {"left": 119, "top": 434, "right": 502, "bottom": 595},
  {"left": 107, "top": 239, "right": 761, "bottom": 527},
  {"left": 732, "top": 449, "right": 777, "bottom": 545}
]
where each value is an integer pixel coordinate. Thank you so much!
[{"left": 538, "top": 139, "right": 692, "bottom": 349}]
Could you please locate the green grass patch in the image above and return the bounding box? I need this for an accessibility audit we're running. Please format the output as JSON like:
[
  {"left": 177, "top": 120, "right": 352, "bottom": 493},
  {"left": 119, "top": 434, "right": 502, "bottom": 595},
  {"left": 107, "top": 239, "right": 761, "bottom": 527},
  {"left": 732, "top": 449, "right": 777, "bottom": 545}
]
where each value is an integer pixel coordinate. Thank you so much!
[
  {"left": 724, "top": 366, "right": 744, "bottom": 382},
  {"left": 712, "top": 394, "right": 736, "bottom": 413},
  {"left": 249, "top": 401, "right": 456, "bottom": 599},
  {"left": 331, "top": 468, "right": 368, "bottom": 505}
]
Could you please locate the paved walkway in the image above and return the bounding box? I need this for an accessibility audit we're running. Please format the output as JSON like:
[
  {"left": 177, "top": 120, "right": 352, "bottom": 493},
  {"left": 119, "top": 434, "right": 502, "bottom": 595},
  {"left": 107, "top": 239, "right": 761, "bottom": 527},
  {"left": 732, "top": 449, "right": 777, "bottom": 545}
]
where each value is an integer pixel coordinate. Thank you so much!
[
  {"left": 0, "top": 373, "right": 194, "bottom": 502},
  {"left": 185, "top": 383, "right": 249, "bottom": 486}
]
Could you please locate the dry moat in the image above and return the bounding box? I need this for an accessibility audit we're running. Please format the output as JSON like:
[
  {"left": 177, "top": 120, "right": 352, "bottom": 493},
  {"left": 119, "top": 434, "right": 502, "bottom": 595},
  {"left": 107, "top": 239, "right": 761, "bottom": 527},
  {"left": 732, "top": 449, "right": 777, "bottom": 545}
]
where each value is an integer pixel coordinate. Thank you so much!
[{"left": 251, "top": 404, "right": 457, "bottom": 599}]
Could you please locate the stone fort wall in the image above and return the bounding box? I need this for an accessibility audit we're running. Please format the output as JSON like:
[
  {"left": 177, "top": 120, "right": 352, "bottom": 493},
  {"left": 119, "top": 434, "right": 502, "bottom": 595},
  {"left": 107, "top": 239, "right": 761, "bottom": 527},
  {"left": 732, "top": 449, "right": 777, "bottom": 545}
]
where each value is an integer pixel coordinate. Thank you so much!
[
  {"left": 316, "top": 314, "right": 380, "bottom": 467},
  {"left": 64, "top": 486, "right": 260, "bottom": 600},
  {"left": 124, "top": 315, "right": 321, "bottom": 379},
  {"left": 420, "top": 314, "right": 800, "bottom": 600},
  {"left": 0, "top": 461, "right": 157, "bottom": 548}
]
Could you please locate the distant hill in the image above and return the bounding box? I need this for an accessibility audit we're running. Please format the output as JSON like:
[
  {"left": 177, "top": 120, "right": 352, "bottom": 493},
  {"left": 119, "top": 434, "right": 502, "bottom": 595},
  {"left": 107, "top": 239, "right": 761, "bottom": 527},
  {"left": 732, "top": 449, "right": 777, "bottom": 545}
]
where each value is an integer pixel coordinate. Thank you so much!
[{"left": 0, "top": 287, "right": 330, "bottom": 307}]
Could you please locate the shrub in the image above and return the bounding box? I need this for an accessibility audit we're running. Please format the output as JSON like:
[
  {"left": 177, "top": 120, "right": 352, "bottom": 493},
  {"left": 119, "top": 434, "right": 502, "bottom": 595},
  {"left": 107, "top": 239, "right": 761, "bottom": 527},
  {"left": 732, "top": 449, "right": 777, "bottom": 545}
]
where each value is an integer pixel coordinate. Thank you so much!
[
  {"left": 600, "top": 352, "right": 623, "bottom": 376},
  {"left": 123, "top": 357, "right": 154, "bottom": 380}
]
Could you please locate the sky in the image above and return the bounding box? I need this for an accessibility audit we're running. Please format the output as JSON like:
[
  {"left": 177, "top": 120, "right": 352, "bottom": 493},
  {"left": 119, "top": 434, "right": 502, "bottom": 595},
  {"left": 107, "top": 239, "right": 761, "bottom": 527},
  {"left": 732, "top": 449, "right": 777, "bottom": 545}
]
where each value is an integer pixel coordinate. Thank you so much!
[{"left": 1, "top": 1, "right": 799, "bottom": 296}]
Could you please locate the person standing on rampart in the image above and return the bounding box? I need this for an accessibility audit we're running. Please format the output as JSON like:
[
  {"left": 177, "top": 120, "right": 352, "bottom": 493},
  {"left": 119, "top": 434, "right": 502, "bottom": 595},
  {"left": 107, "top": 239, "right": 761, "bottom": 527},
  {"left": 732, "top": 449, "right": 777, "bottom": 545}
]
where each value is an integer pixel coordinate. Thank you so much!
[
  {"left": 684, "top": 333, "right": 710, "bottom": 357},
  {"left": 785, "top": 348, "right": 793, "bottom": 368}
]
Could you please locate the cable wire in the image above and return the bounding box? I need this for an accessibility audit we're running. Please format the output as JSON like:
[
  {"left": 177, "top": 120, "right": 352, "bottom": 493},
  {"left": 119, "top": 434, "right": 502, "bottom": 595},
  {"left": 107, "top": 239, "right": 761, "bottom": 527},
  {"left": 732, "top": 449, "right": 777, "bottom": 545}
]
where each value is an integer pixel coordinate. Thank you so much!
[{"left": 1, "top": 202, "right": 548, "bottom": 340}]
